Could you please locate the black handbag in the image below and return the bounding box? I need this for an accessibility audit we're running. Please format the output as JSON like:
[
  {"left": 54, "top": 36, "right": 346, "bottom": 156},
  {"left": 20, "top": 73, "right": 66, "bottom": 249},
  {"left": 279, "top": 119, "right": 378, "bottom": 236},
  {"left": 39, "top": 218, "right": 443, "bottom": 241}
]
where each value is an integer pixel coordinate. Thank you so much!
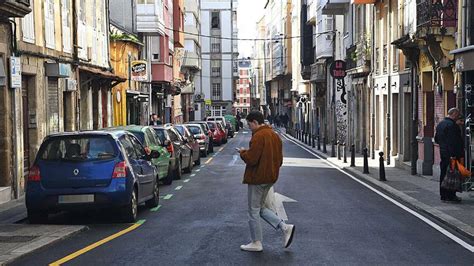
[{"left": 441, "top": 160, "right": 463, "bottom": 192}]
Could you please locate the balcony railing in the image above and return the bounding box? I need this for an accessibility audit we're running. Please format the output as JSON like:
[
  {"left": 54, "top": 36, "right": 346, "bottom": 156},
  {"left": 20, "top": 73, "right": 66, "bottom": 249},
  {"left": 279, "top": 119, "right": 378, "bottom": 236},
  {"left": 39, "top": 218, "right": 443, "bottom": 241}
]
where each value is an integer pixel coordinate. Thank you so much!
[
  {"left": 0, "top": 0, "right": 31, "bottom": 18},
  {"left": 416, "top": 0, "right": 458, "bottom": 31}
]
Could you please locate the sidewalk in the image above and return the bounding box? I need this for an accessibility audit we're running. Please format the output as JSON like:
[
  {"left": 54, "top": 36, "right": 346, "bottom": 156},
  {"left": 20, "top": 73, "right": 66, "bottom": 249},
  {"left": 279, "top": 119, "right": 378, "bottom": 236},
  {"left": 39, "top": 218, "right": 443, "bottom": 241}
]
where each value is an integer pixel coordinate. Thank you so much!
[
  {"left": 0, "top": 197, "right": 87, "bottom": 264},
  {"left": 278, "top": 128, "right": 474, "bottom": 242}
]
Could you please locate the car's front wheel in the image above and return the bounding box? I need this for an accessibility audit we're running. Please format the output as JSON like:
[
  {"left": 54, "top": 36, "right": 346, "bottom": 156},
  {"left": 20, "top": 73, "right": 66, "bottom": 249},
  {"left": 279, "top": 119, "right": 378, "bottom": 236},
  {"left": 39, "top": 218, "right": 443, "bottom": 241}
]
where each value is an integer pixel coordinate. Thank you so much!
[
  {"left": 146, "top": 180, "right": 159, "bottom": 208},
  {"left": 184, "top": 154, "right": 193, "bottom": 173},
  {"left": 122, "top": 188, "right": 138, "bottom": 223},
  {"left": 195, "top": 153, "right": 201, "bottom": 165},
  {"left": 173, "top": 159, "right": 182, "bottom": 180},
  {"left": 28, "top": 210, "right": 47, "bottom": 224},
  {"left": 163, "top": 164, "right": 173, "bottom": 185}
]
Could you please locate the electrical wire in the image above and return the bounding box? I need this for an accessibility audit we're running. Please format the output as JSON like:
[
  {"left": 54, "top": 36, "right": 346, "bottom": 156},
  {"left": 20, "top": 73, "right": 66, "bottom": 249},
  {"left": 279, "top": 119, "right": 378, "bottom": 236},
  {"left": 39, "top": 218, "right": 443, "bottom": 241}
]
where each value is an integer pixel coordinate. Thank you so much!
[{"left": 164, "top": 25, "right": 335, "bottom": 41}]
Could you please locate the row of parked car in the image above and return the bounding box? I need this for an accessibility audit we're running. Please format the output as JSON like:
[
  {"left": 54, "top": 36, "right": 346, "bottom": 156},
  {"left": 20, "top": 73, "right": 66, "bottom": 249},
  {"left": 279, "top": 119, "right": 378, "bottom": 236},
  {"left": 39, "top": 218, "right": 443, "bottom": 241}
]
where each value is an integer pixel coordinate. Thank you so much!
[{"left": 25, "top": 116, "right": 238, "bottom": 223}]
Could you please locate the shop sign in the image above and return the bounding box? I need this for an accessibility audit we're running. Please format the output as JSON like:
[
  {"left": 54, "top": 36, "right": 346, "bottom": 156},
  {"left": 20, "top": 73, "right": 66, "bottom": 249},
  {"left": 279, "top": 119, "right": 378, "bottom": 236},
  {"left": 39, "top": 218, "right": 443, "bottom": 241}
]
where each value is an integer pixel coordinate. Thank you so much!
[
  {"left": 131, "top": 60, "right": 148, "bottom": 81},
  {"left": 10, "top": 57, "right": 21, "bottom": 88},
  {"left": 330, "top": 60, "right": 347, "bottom": 80},
  {"left": 205, "top": 99, "right": 212, "bottom": 105}
]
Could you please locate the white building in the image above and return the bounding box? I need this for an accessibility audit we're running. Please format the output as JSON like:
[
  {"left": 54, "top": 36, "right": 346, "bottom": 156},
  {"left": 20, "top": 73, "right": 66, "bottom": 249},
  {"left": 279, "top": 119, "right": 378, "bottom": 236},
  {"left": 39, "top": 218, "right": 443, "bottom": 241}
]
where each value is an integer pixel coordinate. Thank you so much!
[{"left": 198, "top": 0, "right": 239, "bottom": 119}]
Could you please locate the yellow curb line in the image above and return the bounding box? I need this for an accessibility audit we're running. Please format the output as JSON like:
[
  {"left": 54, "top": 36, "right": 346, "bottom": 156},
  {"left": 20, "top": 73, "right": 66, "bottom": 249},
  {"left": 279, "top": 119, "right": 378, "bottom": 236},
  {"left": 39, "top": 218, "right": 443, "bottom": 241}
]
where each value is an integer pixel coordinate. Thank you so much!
[{"left": 49, "top": 220, "right": 145, "bottom": 265}]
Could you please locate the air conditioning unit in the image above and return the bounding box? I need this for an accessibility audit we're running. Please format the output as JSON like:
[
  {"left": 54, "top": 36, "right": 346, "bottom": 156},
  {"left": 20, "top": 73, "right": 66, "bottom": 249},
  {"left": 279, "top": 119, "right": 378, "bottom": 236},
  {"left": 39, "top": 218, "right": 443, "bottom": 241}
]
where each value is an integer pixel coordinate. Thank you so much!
[{"left": 64, "top": 78, "right": 77, "bottom": 91}]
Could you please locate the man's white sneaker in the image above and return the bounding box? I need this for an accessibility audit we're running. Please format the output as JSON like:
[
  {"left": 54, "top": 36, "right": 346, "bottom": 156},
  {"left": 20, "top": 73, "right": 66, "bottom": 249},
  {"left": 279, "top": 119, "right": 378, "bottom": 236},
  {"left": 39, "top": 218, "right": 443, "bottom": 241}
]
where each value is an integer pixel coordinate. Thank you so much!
[
  {"left": 240, "top": 241, "right": 263, "bottom": 252},
  {"left": 283, "top": 224, "right": 295, "bottom": 248}
]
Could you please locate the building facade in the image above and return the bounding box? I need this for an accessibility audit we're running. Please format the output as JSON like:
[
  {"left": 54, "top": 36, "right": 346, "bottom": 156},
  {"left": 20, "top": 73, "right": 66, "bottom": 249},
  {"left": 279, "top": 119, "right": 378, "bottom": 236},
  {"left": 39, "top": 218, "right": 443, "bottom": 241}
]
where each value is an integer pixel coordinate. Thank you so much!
[{"left": 234, "top": 59, "right": 251, "bottom": 115}]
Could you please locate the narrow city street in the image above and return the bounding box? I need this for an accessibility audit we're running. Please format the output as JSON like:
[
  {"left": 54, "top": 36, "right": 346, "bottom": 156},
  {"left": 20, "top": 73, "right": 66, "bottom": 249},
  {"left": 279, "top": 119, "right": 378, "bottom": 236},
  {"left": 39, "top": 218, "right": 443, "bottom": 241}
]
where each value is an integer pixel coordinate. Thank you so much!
[{"left": 11, "top": 130, "right": 473, "bottom": 265}]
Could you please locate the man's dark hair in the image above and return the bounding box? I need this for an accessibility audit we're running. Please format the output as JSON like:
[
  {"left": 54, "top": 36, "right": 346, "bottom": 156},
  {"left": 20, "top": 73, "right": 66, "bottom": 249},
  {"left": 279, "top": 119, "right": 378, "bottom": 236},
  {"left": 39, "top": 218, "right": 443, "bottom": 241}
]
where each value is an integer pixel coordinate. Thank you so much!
[{"left": 246, "top": 110, "right": 265, "bottom": 124}]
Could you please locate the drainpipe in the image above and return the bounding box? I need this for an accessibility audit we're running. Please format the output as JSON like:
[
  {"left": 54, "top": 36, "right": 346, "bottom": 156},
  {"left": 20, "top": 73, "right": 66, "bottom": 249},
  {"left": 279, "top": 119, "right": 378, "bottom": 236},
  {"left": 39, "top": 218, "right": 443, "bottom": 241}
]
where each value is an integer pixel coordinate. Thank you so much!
[
  {"left": 370, "top": 4, "right": 376, "bottom": 159},
  {"left": 386, "top": 0, "right": 392, "bottom": 165}
]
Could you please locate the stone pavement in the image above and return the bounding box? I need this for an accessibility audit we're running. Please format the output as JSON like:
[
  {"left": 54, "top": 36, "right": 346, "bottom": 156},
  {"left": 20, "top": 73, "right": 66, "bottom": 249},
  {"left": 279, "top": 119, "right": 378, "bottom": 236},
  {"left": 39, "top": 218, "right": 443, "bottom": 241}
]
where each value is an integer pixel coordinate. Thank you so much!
[
  {"left": 278, "top": 128, "right": 474, "bottom": 243},
  {"left": 0, "top": 197, "right": 87, "bottom": 265}
]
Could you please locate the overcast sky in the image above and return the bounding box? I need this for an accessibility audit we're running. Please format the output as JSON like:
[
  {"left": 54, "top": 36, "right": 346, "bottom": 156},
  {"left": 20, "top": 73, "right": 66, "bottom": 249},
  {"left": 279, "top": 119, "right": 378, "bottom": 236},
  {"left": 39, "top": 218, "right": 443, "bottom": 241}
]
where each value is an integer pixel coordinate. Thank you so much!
[{"left": 237, "top": 0, "right": 267, "bottom": 58}]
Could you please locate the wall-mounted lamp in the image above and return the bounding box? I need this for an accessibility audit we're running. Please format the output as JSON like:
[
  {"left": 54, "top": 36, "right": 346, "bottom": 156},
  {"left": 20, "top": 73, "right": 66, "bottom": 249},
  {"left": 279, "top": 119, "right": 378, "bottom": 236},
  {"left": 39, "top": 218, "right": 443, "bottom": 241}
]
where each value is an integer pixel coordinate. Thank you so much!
[
  {"left": 381, "top": 83, "right": 387, "bottom": 90},
  {"left": 391, "top": 82, "right": 397, "bottom": 88}
]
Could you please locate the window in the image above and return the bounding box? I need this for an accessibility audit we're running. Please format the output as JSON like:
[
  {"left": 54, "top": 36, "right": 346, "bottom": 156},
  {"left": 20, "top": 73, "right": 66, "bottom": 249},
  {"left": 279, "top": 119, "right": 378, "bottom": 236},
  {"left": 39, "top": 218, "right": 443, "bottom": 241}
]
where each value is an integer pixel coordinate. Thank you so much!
[
  {"left": 120, "top": 136, "right": 138, "bottom": 160},
  {"left": 151, "top": 36, "right": 160, "bottom": 61},
  {"left": 383, "top": 44, "right": 388, "bottom": 74},
  {"left": 325, "top": 15, "right": 333, "bottom": 32},
  {"left": 211, "top": 61, "right": 221, "bottom": 77},
  {"left": 211, "top": 11, "right": 220, "bottom": 29},
  {"left": 212, "top": 106, "right": 221, "bottom": 116},
  {"left": 22, "top": 0, "right": 34, "bottom": 43},
  {"left": 243, "top": 98, "right": 247, "bottom": 104},
  {"left": 375, "top": 47, "right": 380, "bottom": 74},
  {"left": 45, "top": 0, "right": 55, "bottom": 49},
  {"left": 130, "top": 135, "right": 146, "bottom": 159},
  {"left": 62, "top": 0, "right": 72, "bottom": 53},
  {"left": 211, "top": 37, "right": 220, "bottom": 53},
  {"left": 212, "top": 83, "right": 221, "bottom": 100},
  {"left": 138, "top": 0, "right": 155, "bottom": 3}
]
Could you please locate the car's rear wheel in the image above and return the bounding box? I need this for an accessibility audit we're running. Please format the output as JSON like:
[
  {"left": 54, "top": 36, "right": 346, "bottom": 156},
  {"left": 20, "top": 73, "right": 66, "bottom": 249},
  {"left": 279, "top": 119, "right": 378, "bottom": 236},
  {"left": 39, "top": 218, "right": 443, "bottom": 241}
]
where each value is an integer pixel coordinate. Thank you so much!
[
  {"left": 184, "top": 154, "right": 193, "bottom": 173},
  {"left": 28, "top": 210, "right": 47, "bottom": 224},
  {"left": 163, "top": 164, "right": 173, "bottom": 185},
  {"left": 195, "top": 153, "right": 201, "bottom": 165},
  {"left": 146, "top": 180, "right": 159, "bottom": 208},
  {"left": 201, "top": 147, "right": 207, "bottom": 157},
  {"left": 122, "top": 188, "right": 138, "bottom": 223},
  {"left": 174, "top": 159, "right": 182, "bottom": 180}
]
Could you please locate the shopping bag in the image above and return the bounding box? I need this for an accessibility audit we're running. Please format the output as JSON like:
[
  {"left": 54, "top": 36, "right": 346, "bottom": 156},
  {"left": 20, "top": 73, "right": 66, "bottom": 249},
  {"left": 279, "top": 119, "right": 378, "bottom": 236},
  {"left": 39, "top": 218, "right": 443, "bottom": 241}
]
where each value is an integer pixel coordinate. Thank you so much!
[
  {"left": 455, "top": 159, "right": 471, "bottom": 179},
  {"left": 441, "top": 160, "right": 463, "bottom": 192}
]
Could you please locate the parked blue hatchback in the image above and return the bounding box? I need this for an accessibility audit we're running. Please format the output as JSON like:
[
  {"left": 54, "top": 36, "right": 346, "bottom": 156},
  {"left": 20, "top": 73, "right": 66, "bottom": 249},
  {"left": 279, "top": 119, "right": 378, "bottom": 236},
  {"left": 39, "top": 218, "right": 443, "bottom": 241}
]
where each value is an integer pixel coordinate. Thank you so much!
[{"left": 26, "top": 130, "right": 160, "bottom": 223}]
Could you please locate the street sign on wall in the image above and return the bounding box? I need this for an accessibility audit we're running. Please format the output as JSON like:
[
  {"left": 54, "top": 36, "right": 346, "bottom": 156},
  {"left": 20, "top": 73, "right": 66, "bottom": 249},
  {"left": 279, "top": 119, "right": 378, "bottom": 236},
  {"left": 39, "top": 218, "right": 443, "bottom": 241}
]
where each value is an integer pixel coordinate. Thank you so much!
[
  {"left": 131, "top": 60, "right": 147, "bottom": 81},
  {"left": 330, "top": 60, "right": 347, "bottom": 80},
  {"left": 10, "top": 57, "right": 21, "bottom": 88}
]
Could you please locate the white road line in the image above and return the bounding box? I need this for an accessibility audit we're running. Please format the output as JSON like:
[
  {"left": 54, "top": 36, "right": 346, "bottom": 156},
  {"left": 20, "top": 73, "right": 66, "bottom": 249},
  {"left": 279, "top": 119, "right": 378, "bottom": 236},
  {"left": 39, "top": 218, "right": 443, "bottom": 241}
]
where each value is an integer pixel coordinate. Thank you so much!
[
  {"left": 228, "top": 155, "right": 239, "bottom": 166},
  {"left": 190, "top": 174, "right": 196, "bottom": 177},
  {"left": 280, "top": 133, "right": 474, "bottom": 252}
]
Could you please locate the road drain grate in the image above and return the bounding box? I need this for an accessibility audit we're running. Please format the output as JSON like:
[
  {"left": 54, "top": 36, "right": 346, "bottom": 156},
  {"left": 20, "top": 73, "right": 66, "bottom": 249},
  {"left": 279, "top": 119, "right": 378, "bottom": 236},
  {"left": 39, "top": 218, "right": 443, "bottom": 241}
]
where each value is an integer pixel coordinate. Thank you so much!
[{"left": 0, "top": 235, "right": 38, "bottom": 243}]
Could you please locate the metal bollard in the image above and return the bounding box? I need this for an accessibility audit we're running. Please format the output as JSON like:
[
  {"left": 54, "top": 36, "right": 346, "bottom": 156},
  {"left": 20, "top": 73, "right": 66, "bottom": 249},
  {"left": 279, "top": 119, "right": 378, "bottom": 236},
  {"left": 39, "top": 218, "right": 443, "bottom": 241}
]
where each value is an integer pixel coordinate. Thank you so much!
[
  {"left": 317, "top": 135, "right": 321, "bottom": 150},
  {"left": 343, "top": 143, "right": 347, "bottom": 163},
  {"left": 350, "top": 144, "right": 355, "bottom": 167},
  {"left": 331, "top": 139, "right": 336, "bottom": 157},
  {"left": 304, "top": 132, "right": 308, "bottom": 144},
  {"left": 379, "top": 152, "right": 387, "bottom": 181},
  {"left": 363, "top": 147, "right": 369, "bottom": 174},
  {"left": 312, "top": 134, "right": 315, "bottom": 148},
  {"left": 337, "top": 141, "right": 341, "bottom": 160},
  {"left": 323, "top": 137, "right": 327, "bottom": 153}
]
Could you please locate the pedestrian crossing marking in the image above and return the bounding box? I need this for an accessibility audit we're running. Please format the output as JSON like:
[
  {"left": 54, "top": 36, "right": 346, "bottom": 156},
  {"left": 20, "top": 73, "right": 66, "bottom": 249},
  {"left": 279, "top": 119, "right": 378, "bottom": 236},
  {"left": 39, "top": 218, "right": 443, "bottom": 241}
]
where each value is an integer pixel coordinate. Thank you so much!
[
  {"left": 191, "top": 174, "right": 196, "bottom": 177},
  {"left": 183, "top": 179, "right": 190, "bottom": 183},
  {"left": 175, "top": 186, "right": 183, "bottom": 190},
  {"left": 151, "top": 205, "right": 161, "bottom": 212},
  {"left": 282, "top": 157, "right": 331, "bottom": 168},
  {"left": 163, "top": 194, "right": 173, "bottom": 200},
  {"left": 196, "top": 169, "right": 200, "bottom": 172}
]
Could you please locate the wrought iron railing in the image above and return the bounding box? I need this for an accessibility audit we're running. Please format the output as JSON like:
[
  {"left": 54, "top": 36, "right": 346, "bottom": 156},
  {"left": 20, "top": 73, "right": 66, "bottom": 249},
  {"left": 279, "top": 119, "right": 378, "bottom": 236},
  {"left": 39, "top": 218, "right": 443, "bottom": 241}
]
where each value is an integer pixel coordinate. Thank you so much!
[
  {"left": 346, "top": 45, "right": 357, "bottom": 70},
  {"left": 416, "top": 0, "right": 458, "bottom": 30}
]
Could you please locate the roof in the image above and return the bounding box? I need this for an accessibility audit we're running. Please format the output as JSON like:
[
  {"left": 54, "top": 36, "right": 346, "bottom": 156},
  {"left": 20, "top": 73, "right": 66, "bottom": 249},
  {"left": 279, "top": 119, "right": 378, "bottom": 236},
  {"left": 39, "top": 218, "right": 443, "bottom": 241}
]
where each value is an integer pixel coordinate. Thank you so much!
[
  {"left": 106, "top": 125, "right": 147, "bottom": 133},
  {"left": 46, "top": 130, "right": 127, "bottom": 139}
]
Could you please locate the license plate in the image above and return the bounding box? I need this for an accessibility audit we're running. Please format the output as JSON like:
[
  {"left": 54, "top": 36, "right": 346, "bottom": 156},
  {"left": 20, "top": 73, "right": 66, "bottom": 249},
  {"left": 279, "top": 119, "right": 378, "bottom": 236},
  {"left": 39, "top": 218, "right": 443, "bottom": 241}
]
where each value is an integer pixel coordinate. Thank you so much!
[{"left": 58, "top": 194, "right": 94, "bottom": 204}]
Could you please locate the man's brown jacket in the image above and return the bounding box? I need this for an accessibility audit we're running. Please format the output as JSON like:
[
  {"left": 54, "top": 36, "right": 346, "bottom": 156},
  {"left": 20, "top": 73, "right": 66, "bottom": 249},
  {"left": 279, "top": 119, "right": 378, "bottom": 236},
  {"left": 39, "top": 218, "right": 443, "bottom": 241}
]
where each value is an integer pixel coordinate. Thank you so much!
[{"left": 240, "top": 125, "right": 283, "bottom": 184}]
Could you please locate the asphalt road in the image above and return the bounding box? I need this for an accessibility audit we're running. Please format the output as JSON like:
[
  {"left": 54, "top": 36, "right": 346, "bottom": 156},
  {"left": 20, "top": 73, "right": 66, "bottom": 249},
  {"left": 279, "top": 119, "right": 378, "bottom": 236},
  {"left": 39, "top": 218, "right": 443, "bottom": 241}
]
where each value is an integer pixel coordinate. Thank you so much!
[{"left": 12, "top": 128, "right": 474, "bottom": 265}]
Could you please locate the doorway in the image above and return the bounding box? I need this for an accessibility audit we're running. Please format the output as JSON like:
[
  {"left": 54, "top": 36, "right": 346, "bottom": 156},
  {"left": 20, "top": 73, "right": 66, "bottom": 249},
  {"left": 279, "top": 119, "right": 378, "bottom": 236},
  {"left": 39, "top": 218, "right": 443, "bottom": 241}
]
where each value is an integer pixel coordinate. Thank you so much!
[{"left": 21, "top": 76, "right": 30, "bottom": 181}]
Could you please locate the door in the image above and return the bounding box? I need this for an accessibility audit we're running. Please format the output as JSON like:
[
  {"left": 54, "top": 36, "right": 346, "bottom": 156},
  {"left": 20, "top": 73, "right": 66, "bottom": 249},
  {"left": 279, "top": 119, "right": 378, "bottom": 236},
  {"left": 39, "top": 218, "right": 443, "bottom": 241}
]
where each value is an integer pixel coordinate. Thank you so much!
[
  {"left": 130, "top": 135, "right": 154, "bottom": 199},
  {"left": 119, "top": 135, "right": 144, "bottom": 197},
  {"left": 22, "top": 76, "right": 30, "bottom": 181},
  {"left": 47, "top": 78, "right": 60, "bottom": 134}
]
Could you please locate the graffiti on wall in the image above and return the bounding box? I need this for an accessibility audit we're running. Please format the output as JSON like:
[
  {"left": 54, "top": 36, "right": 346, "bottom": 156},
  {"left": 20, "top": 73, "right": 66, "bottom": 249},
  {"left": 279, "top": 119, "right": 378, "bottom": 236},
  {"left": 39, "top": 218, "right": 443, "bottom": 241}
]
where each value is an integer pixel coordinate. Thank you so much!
[{"left": 335, "top": 78, "right": 348, "bottom": 143}]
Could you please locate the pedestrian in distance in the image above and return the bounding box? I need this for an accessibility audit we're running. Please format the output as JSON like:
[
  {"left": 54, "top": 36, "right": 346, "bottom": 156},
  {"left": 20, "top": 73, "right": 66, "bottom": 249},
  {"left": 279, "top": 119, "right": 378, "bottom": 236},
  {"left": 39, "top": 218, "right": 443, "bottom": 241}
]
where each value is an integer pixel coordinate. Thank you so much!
[
  {"left": 434, "top": 108, "right": 463, "bottom": 203},
  {"left": 237, "top": 110, "right": 295, "bottom": 252},
  {"left": 149, "top": 113, "right": 162, "bottom": 126}
]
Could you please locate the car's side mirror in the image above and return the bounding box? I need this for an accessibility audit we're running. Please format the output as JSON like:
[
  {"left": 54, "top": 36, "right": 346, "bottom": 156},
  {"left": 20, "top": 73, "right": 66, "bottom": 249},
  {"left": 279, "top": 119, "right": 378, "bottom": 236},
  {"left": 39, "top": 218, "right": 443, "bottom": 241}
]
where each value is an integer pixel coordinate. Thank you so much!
[{"left": 163, "top": 140, "right": 171, "bottom": 146}]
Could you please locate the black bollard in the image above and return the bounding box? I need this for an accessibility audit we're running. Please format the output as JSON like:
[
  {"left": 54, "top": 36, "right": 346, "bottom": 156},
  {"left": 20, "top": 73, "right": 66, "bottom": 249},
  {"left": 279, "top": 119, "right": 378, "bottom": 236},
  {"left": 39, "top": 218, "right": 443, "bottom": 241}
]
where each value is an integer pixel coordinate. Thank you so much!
[
  {"left": 379, "top": 152, "right": 387, "bottom": 181},
  {"left": 323, "top": 137, "right": 327, "bottom": 153},
  {"left": 350, "top": 144, "right": 355, "bottom": 167},
  {"left": 337, "top": 141, "right": 341, "bottom": 160},
  {"left": 317, "top": 135, "right": 321, "bottom": 150},
  {"left": 304, "top": 132, "right": 308, "bottom": 144},
  {"left": 343, "top": 143, "right": 347, "bottom": 163},
  {"left": 363, "top": 147, "right": 369, "bottom": 174},
  {"left": 331, "top": 139, "right": 336, "bottom": 157},
  {"left": 312, "top": 134, "right": 315, "bottom": 148}
]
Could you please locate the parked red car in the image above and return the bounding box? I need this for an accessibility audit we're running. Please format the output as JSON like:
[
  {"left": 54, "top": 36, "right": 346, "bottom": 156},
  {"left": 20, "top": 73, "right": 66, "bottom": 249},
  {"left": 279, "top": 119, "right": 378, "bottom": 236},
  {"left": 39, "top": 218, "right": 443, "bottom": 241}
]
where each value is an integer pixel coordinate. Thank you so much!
[
  {"left": 216, "top": 122, "right": 228, "bottom": 144},
  {"left": 207, "top": 121, "right": 225, "bottom": 146}
]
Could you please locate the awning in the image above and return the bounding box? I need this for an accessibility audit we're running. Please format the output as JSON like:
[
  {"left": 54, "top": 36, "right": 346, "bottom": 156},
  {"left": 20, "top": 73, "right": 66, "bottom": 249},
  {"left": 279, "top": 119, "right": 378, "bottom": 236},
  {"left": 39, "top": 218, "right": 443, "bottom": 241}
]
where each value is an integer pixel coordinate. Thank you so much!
[
  {"left": 451, "top": 45, "right": 474, "bottom": 72},
  {"left": 78, "top": 65, "right": 126, "bottom": 88},
  {"left": 181, "top": 83, "right": 195, "bottom": 94}
]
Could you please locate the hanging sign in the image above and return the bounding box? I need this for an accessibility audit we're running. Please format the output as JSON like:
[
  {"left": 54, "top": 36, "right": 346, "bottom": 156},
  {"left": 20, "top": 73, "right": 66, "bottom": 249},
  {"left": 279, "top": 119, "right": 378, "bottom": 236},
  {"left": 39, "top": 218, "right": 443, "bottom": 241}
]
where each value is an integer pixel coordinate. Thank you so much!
[
  {"left": 330, "top": 60, "right": 347, "bottom": 80},
  {"left": 10, "top": 57, "right": 21, "bottom": 88},
  {"left": 131, "top": 60, "right": 148, "bottom": 81}
]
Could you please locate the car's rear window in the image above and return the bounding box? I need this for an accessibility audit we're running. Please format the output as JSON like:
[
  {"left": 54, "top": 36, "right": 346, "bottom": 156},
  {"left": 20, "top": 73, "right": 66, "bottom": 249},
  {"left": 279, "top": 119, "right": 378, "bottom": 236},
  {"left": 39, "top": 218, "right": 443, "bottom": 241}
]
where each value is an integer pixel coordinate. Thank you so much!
[
  {"left": 130, "top": 132, "right": 145, "bottom": 144},
  {"left": 187, "top": 126, "right": 201, "bottom": 135},
  {"left": 207, "top": 122, "right": 216, "bottom": 129},
  {"left": 39, "top": 136, "right": 117, "bottom": 161},
  {"left": 153, "top": 128, "right": 166, "bottom": 143},
  {"left": 175, "top": 126, "right": 184, "bottom": 135}
]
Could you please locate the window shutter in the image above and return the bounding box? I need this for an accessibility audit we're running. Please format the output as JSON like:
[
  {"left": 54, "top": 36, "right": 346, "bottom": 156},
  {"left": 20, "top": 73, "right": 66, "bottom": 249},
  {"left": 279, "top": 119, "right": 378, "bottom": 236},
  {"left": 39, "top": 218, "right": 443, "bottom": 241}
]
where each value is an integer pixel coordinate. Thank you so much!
[
  {"left": 62, "top": 0, "right": 72, "bottom": 53},
  {"left": 22, "top": 0, "right": 35, "bottom": 43},
  {"left": 45, "top": 0, "right": 55, "bottom": 49}
]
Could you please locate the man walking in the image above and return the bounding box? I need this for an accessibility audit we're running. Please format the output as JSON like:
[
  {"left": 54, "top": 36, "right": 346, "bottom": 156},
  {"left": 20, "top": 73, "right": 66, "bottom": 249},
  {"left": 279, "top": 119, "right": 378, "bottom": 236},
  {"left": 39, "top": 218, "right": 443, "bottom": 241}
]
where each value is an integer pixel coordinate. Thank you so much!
[
  {"left": 238, "top": 110, "right": 295, "bottom": 252},
  {"left": 434, "top": 108, "right": 463, "bottom": 203},
  {"left": 149, "top": 113, "right": 162, "bottom": 126}
]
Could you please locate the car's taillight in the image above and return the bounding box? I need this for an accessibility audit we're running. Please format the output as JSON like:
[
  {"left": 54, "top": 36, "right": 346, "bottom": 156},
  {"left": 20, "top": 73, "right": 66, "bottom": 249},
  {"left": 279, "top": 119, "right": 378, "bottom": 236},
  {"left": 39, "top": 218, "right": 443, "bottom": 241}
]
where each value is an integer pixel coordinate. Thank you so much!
[
  {"left": 112, "top": 161, "right": 127, "bottom": 178},
  {"left": 28, "top": 165, "right": 41, "bottom": 182},
  {"left": 166, "top": 143, "right": 174, "bottom": 156}
]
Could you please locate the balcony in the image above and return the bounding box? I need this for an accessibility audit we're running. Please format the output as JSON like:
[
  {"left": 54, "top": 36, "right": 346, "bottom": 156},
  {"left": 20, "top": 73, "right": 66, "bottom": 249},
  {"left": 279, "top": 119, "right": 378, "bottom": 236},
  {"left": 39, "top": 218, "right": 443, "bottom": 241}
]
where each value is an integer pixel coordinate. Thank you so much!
[
  {"left": 320, "top": 0, "right": 350, "bottom": 15},
  {"left": 306, "top": 1, "right": 316, "bottom": 26},
  {"left": 182, "top": 51, "right": 201, "bottom": 71},
  {"left": 0, "top": 0, "right": 31, "bottom": 18},
  {"left": 310, "top": 61, "right": 326, "bottom": 83},
  {"left": 137, "top": 4, "right": 165, "bottom": 34},
  {"left": 346, "top": 36, "right": 371, "bottom": 75},
  {"left": 416, "top": 0, "right": 458, "bottom": 36},
  {"left": 184, "top": 25, "right": 199, "bottom": 45},
  {"left": 184, "top": 0, "right": 199, "bottom": 17},
  {"left": 151, "top": 63, "right": 173, "bottom": 83},
  {"left": 315, "top": 33, "right": 333, "bottom": 59}
]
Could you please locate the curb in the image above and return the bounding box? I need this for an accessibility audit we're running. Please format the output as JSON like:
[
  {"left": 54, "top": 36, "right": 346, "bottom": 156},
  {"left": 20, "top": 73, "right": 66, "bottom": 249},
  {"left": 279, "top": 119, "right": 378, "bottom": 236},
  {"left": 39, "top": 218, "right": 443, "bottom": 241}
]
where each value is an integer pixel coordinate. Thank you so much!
[
  {"left": 1, "top": 225, "right": 88, "bottom": 265},
  {"left": 279, "top": 130, "right": 474, "bottom": 243}
]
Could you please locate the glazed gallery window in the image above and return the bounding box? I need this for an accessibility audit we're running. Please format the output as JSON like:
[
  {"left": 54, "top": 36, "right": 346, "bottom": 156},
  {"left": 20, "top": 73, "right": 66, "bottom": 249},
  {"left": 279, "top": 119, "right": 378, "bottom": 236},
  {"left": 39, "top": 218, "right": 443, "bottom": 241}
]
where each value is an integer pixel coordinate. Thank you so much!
[
  {"left": 212, "top": 83, "right": 221, "bottom": 100},
  {"left": 211, "top": 11, "right": 220, "bottom": 29}
]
